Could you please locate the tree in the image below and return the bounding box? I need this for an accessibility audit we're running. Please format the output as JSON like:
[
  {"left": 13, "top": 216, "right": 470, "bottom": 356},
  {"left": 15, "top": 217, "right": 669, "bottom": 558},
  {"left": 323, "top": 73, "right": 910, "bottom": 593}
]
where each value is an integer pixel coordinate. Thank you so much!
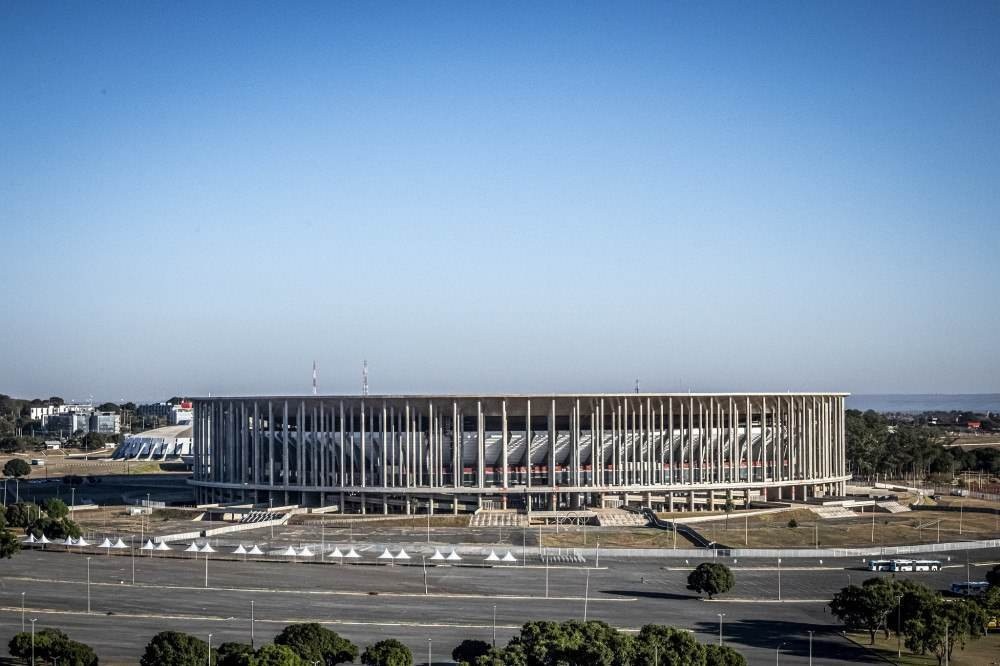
[
  {"left": 5, "top": 502, "right": 39, "bottom": 528},
  {"left": 140, "top": 631, "right": 214, "bottom": 666},
  {"left": 274, "top": 623, "right": 358, "bottom": 665},
  {"left": 81, "top": 432, "right": 108, "bottom": 451},
  {"left": 3, "top": 458, "right": 30, "bottom": 478},
  {"left": 904, "top": 596, "right": 986, "bottom": 665},
  {"left": 723, "top": 498, "right": 735, "bottom": 529},
  {"left": 634, "top": 624, "right": 705, "bottom": 666},
  {"left": 505, "top": 620, "right": 633, "bottom": 666},
  {"left": 0, "top": 525, "right": 20, "bottom": 558},
  {"left": 97, "top": 402, "right": 120, "bottom": 413},
  {"left": 256, "top": 644, "right": 307, "bottom": 666},
  {"left": 361, "top": 639, "right": 413, "bottom": 666},
  {"left": 686, "top": 563, "right": 735, "bottom": 599},
  {"left": 474, "top": 646, "right": 526, "bottom": 666},
  {"left": 44, "top": 497, "right": 69, "bottom": 519},
  {"left": 985, "top": 564, "right": 1000, "bottom": 588},
  {"left": 452, "top": 639, "right": 491, "bottom": 665},
  {"left": 829, "top": 579, "right": 900, "bottom": 644},
  {"left": 704, "top": 644, "right": 747, "bottom": 666},
  {"left": 216, "top": 642, "right": 255, "bottom": 666},
  {"left": 8, "top": 627, "right": 98, "bottom": 665}
]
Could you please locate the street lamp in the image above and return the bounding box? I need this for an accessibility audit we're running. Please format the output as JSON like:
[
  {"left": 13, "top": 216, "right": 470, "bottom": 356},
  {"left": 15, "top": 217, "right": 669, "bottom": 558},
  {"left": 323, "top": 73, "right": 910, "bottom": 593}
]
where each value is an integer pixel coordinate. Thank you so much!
[
  {"left": 808, "top": 630, "right": 814, "bottom": 666},
  {"left": 493, "top": 604, "right": 497, "bottom": 647},
  {"left": 86, "top": 557, "right": 92, "bottom": 613},
  {"left": 775, "top": 641, "right": 785, "bottom": 666},
  {"left": 583, "top": 569, "right": 591, "bottom": 621},
  {"left": 717, "top": 613, "right": 725, "bottom": 646},
  {"left": 207, "top": 633, "right": 213, "bottom": 666},
  {"left": 21, "top": 592, "right": 25, "bottom": 631},
  {"left": 30, "top": 618, "right": 37, "bottom": 666},
  {"left": 427, "top": 638, "right": 432, "bottom": 666},
  {"left": 777, "top": 558, "right": 782, "bottom": 601},
  {"left": 250, "top": 600, "right": 255, "bottom": 649},
  {"left": 897, "top": 594, "right": 904, "bottom": 658}
]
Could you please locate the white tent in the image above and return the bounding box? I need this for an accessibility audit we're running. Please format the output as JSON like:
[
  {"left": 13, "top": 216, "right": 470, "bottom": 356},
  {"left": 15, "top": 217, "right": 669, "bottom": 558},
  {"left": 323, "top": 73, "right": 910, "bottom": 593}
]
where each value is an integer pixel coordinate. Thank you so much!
[
  {"left": 184, "top": 543, "right": 200, "bottom": 553},
  {"left": 395, "top": 548, "right": 411, "bottom": 560},
  {"left": 24, "top": 534, "right": 37, "bottom": 543},
  {"left": 98, "top": 538, "right": 113, "bottom": 549},
  {"left": 141, "top": 540, "right": 156, "bottom": 551},
  {"left": 76, "top": 537, "right": 89, "bottom": 547},
  {"left": 63, "top": 536, "right": 76, "bottom": 546},
  {"left": 345, "top": 548, "right": 360, "bottom": 560},
  {"left": 280, "top": 546, "right": 298, "bottom": 557},
  {"left": 38, "top": 534, "right": 51, "bottom": 544},
  {"left": 298, "top": 546, "right": 315, "bottom": 557},
  {"left": 446, "top": 550, "right": 462, "bottom": 561},
  {"left": 155, "top": 541, "right": 171, "bottom": 551},
  {"left": 485, "top": 550, "right": 500, "bottom": 562},
  {"left": 430, "top": 549, "right": 445, "bottom": 561},
  {"left": 248, "top": 545, "right": 264, "bottom": 556},
  {"left": 328, "top": 547, "right": 344, "bottom": 559},
  {"left": 377, "top": 547, "right": 395, "bottom": 561},
  {"left": 502, "top": 550, "right": 517, "bottom": 563},
  {"left": 233, "top": 544, "right": 247, "bottom": 555},
  {"left": 112, "top": 538, "right": 128, "bottom": 549},
  {"left": 199, "top": 543, "right": 216, "bottom": 554}
]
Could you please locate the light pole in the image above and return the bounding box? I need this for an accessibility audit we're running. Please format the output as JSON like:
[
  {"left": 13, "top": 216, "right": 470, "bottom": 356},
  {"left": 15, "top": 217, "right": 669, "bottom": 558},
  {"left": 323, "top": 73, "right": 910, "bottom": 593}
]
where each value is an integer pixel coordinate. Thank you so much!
[
  {"left": 545, "top": 555, "right": 550, "bottom": 598},
  {"left": 86, "top": 556, "right": 92, "bottom": 613},
  {"left": 717, "top": 613, "right": 725, "bottom": 646},
  {"left": 30, "top": 618, "right": 37, "bottom": 666},
  {"left": 808, "top": 630, "right": 814, "bottom": 666},
  {"left": 269, "top": 497, "right": 274, "bottom": 539},
  {"left": 131, "top": 535, "right": 136, "bottom": 585},
  {"left": 427, "top": 638, "right": 432, "bottom": 666},
  {"left": 583, "top": 568, "right": 590, "bottom": 621},
  {"left": 250, "top": 600, "right": 255, "bottom": 649},
  {"left": 775, "top": 641, "right": 785, "bottom": 666},
  {"left": 207, "top": 633, "right": 213, "bottom": 666},
  {"left": 777, "top": 558, "right": 782, "bottom": 601},
  {"left": 422, "top": 556, "right": 428, "bottom": 595},
  {"left": 21, "top": 592, "right": 25, "bottom": 631},
  {"left": 896, "top": 594, "right": 904, "bottom": 658},
  {"left": 205, "top": 548, "right": 210, "bottom": 587},
  {"left": 492, "top": 604, "right": 497, "bottom": 647}
]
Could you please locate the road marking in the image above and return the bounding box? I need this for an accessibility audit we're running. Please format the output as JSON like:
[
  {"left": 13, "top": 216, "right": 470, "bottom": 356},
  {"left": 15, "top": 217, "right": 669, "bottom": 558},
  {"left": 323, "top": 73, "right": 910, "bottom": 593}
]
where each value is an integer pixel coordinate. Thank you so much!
[
  {"left": 2, "top": 575, "right": 636, "bottom": 603},
  {"left": 703, "top": 598, "right": 830, "bottom": 603}
]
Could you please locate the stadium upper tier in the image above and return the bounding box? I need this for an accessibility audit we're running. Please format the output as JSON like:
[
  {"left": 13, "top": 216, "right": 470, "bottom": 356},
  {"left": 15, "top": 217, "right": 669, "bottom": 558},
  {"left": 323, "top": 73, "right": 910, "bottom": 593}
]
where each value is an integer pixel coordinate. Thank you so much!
[{"left": 191, "top": 393, "right": 849, "bottom": 513}]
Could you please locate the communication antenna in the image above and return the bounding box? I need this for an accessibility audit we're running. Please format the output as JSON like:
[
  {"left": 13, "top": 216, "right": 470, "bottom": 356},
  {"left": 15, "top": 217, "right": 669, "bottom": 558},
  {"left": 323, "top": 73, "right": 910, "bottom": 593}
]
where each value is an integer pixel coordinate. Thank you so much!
[
  {"left": 634, "top": 378, "right": 640, "bottom": 394},
  {"left": 312, "top": 361, "right": 318, "bottom": 396},
  {"left": 362, "top": 360, "right": 369, "bottom": 396}
]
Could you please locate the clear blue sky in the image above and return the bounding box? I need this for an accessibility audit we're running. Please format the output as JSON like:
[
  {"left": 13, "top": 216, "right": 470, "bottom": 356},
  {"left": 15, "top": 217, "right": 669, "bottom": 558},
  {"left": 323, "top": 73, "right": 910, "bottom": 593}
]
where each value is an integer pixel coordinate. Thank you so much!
[{"left": 2, "top": 1, "right": 998, "bottom": 401}]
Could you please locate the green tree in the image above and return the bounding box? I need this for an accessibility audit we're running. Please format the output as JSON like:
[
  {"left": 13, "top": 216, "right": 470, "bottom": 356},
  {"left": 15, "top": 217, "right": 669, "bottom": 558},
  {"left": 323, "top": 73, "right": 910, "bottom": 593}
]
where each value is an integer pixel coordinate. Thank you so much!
[
  {"left": 3, "top": 458, "right": 31, "bottom": 478},
  {"left": 140, "top": 631, "right": 214, "bottom": 666},
  {"left": 274, "top": 623, "right": 358, "bottom": 665},
  {"left": 452, "top": 639, "right": 491, "bottom": 665},
  {"left": 256, "top": 644, "right": 307, "bottom": 666},
  {"left": 830, "top": 578, "right": 903, "bottom": 644},
  {"left": 903, "top": 596, "right": 986, "bottom": 665},
  {"left": 985, "top": 564, "right": 1000, "bottom": 588},
  {"left": 686, "top": 562, "right": 735, "bottom": 599},
  {"left": 704, "top": 644, "right": 747, "bottom": 666},
  {"left": 217, "top": 642, "right": 255, "bottom": 666},
  {"left": 8, "top": 627, "right": 98, "bottom": 665},
  {"left": 361, "top": 639, "right": 413, "bottom": 666},
  {"left": 0, "top": 525, "right": 20, "bottom": 558},
  {"left": 44, "top": 497, "right": 69, "bottom": 519},
  {"left": 81, "top": 432, "right": 108, "bottom": 451},
  {"left": 723, "top": 498, "right": 735, "bottom": 529},
  {"left": 474, "top": 646, "right": 527, "bottom": 666},
  {"left": 634, "top": 624, "right": 705, "bottom": 666},
  {"left": 5, "top": 502, "right": 39, "bottom": 528}
]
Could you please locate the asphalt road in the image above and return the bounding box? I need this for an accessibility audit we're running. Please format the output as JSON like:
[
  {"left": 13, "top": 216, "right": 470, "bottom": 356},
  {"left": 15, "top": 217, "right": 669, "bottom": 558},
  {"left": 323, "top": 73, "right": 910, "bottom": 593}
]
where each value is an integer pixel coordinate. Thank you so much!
[{"left": 4, "top": 547, "right": 998, "bottom": 665}]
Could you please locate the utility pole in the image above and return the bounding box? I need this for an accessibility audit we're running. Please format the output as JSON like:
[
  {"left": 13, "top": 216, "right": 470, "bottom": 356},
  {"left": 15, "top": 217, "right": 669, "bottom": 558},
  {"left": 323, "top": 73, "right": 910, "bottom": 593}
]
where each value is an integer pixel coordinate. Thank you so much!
[{"left": 250, "top": 600, "right": 255, "bottom": 649}]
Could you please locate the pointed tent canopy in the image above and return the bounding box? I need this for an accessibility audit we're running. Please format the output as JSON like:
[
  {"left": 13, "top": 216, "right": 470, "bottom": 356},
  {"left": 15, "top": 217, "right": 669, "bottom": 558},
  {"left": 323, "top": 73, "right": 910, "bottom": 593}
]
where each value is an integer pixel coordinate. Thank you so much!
[
  {"left": 76, "top": 537, "right": 89, "bottom": 547},
  {"left": 377, "top": 548, "right": 394, "bottom": 560},
  {"left": 25, "top": 534, "right": 37, "bottom": 543},
  {"left": 485, "top": 550, "right": 500, "bottom": 562},
  {"left": 298, "top": 546, "right": 315, "bottom": 557},
  {"left": 446, "top": 550, "right": 462, "bottom": 561},
  {"left": 280, "top": 546, "right": 298, "bottom": 557},
  {"left": 345, "top": 548, "right": 361, "bottom": 559},
  {"left": 155, "top": 541, "right": 171, "bottom": 551},
  {"left": 99, "top": 538, "right": 113, "bottom": 548},
  {"left": 63, "top": 536, "right": 76, "bottom": 546},
  {"left": 38, "top": 534, "right": 51, "bottom": 544},
  {"left": 429, "top": 549, "right": 445, "bottom": 561},
  {"left": 184, "top": 543, "right": 200, "bottom": 553},
  {"left": 328, "top": 547, "right": 344, "bottom": 558},
  {"left": 395, "top": 548, "right": 411, "bottom": 560},
  {"left": 248, "top": 545, "right": 264, "bottom": 555},
  {"left": 502, "top": 550, "right": 517, "bottom": 562},
  {"left": 141, "top": 540, "right": 156, "bottom": 550},
  {"left": 233, "top": 544, "right": 247, "bottom": 555},
  {"left": 112, "top": 538, "right": 128, "bottom": 549},
  {"left": 199, "top": 543, "right": 216, "bottom": 554}
]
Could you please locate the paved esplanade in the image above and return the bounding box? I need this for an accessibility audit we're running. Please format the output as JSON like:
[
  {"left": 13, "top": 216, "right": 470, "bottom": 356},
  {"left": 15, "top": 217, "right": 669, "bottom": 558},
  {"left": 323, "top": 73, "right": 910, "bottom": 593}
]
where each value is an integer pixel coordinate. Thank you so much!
[
  {"left": 18, "top": 548, "right": 1000, "bottom": 665},
  {"left": 191, "top": 393, "right": 850, "bottom": 513}
]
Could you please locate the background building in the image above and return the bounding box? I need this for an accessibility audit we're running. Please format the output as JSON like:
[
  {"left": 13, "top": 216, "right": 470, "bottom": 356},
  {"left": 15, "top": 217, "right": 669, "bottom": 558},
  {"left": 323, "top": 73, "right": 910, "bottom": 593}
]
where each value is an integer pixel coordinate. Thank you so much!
[
  {"left": 88, "top": 411, "right": 121, "bottom": 434},
  {"left": 191, "top": 393, "right": 849, "bottom": 513},
  {"left": 112, "top": 424, "right": 193, "bottom": 460}
]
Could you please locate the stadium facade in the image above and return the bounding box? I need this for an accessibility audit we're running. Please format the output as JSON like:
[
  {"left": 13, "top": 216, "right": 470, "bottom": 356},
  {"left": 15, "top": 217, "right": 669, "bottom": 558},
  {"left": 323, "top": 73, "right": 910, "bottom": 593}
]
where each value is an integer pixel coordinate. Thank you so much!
[{"left": 191, "top": 393, "right": 849, "bottom": 513}]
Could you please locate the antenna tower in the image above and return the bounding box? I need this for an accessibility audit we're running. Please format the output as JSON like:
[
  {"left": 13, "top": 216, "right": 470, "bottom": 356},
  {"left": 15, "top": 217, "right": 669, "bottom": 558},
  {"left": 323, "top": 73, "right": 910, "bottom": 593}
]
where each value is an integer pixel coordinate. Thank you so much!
[
  {"left": 634, "top": 378, "right": 640, "bottom": 393},
  {"left": 362, "top": 360, "right": 369, "bottom": 396},
  {"left": 312, "top": 361, "right": 317, "bottom": 395}
]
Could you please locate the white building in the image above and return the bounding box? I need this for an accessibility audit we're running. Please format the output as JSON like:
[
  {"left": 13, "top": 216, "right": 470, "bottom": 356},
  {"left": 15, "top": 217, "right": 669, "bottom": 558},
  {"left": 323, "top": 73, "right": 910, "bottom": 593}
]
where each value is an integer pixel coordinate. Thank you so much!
[{"left": 112, "top": 424, "right": 193, "bottom": 460}]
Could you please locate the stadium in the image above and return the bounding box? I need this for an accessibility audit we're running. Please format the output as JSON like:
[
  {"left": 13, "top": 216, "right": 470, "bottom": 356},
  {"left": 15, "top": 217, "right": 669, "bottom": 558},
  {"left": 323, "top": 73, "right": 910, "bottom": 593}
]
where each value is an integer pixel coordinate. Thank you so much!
[{"left": 190, "top": 393, "right": 849, "bottom": 514}]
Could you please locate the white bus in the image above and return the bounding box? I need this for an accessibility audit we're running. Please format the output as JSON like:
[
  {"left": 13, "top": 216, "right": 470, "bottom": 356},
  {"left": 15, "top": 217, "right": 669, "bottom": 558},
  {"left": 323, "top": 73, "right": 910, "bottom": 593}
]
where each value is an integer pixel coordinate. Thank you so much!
[
  {"left": 890, "top": 559, "right": 941, "bottom": 572},
  {"left": 867, "top": 559, "right": 893, "bottom": 571}
]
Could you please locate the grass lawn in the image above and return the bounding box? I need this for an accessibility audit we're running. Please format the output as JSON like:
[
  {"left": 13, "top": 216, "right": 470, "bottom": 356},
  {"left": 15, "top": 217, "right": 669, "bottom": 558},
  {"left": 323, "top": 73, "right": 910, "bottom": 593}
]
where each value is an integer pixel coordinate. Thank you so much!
[{"left": 846, "top": 630, "right": 1000, "bottom": 666}]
